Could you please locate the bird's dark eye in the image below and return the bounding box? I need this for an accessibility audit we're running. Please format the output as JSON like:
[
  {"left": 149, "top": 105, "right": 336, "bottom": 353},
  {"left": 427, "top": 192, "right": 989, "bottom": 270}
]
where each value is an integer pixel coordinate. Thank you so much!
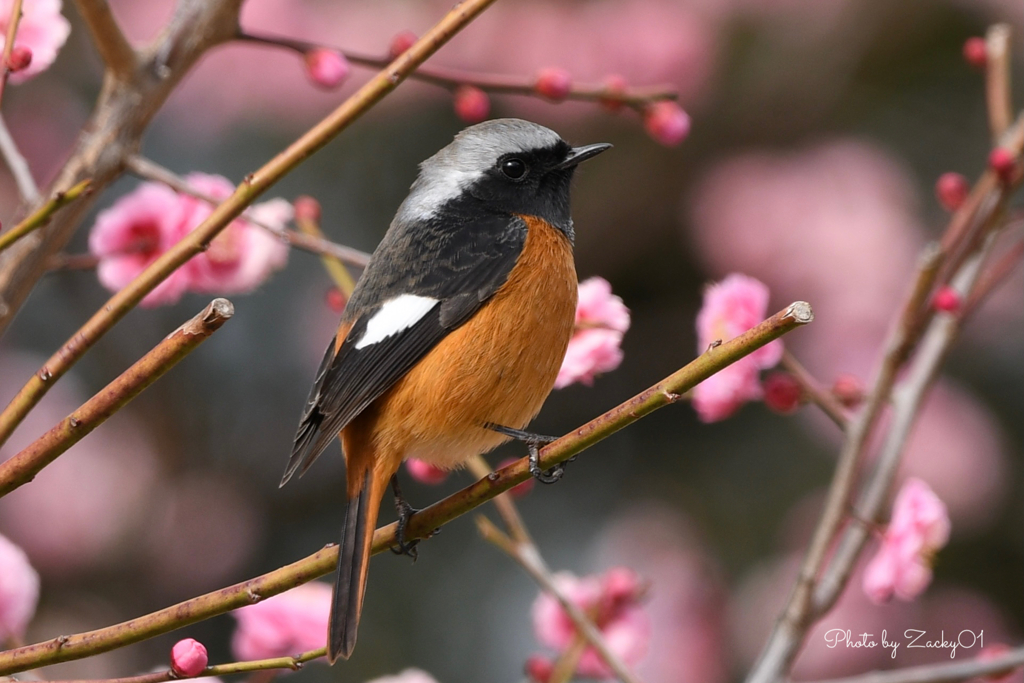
[{"left": 500, "top": 158, "right": 528, "bottom": 180}]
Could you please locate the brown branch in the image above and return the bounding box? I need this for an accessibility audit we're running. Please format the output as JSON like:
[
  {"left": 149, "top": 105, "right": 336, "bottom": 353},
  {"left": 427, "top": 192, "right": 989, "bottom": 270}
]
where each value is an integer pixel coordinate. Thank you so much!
[
  {"left": 804, "top": 644, "right": 1024, "bottom": 683},
  {"left": 236, "top": 31, "right": 678, "bottom": 110},
  {"left": 0, "top": 180, "right": 92, "bottom": 254},
  {"left": 125, "top": 155, "right": 370, "bottom": 269},
  {"left": 962, "top": 237, "right": 1023, "bottom": 319},
  {"left": 0, "top": 113, "right": 38, "bottom": 202},
  {"left": 0, "top": 301, "right": 812, "bottom": 676},
  {"left": 0, "top": 0, "right": 497, "bottom": 450},
  {"left": 73, "top": 0, "right": 137, "bottom": 79},
  {"left": 0, "top": 298, "right": 233, "bottom": 498}
]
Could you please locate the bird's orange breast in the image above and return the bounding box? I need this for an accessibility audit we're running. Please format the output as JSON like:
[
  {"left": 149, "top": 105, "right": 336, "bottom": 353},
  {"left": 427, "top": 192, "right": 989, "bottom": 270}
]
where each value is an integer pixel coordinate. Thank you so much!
[{"left": 350, "top": 215, "right": 577, "bottom": 471}]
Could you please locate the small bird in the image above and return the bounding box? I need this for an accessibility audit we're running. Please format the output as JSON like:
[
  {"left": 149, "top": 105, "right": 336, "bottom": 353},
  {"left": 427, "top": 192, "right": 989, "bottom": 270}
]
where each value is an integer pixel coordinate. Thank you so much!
[{"left": 280, "top": 118, "right": 611, "bottom": 662}]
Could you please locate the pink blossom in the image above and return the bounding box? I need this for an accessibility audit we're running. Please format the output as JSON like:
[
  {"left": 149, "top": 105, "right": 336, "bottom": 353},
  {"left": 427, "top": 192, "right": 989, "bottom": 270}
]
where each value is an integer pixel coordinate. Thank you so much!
[
  {"left": 171, "top": 638, "right": 209, "bottom": 677},
  {"left": 692, "top": 274, "right": 782, "bottom": 422},
  {"left": 88, "top": 182, "right": 190, "bottom": 307},
  {"left": 534, "top": 67, "right": 572, "bottom": 101},
  {"left": 531, "top": 567, "right": 650, "bottom": 679},
  {"left": 0, "top": 0, "right": 70, "bottom": 84},
  {"left": 232, "top": 581, "right": 331, "bottom": 660},
  {"left": 555, "top": 277, "right": 630, "bottom": 389},
  {"left": 862, "top": 478, "right": 950, "bottom": 604},
  {"left": 364, "top": 670, "right": 440, "bottom": 683},
  {"left": 405, "top": 458, "right": 449, "bottom": 485},
  {"left": 644, "top": 101, "right": 691, "bottom": 146},
  {"left": 177, "top": 173, "right": 291, "bottom": 296},
  {"left": 0, "top": 532, "right": 39, "bottom": 643},
  {"left": 963, "top": 36, "right": 987, "bottom": 69},
  {"left": 453, "top": 85, "right": 490, "bottom": 124},
  {"left": 304, "top": 49, "right": 349, "bottom": 89}
]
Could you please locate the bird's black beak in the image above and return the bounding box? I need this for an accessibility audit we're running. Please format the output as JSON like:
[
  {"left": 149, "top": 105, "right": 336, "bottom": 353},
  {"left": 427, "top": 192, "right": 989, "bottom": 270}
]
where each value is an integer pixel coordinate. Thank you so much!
[{"left": 553, "top": 143, "right": 613, "bottom": 170}]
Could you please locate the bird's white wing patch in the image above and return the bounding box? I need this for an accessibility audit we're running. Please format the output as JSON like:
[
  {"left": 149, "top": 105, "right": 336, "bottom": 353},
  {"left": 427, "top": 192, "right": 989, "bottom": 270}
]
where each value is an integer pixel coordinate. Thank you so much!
[{"left": 355, "top": 294, "right": 439, "bottom": 349}]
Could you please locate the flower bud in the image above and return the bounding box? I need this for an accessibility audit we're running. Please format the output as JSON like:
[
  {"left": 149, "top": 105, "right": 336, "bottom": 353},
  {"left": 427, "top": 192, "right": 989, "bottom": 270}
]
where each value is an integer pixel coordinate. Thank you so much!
[
  {"left": 643, "top": 101, "right": 691, "bottom": 146},
  {"left": 934, "top": 172, "right": 968, "bottom": 212},
  {"left": 304, "top": 49, "right": 350, "bottom": 89},
  {"left": 534, "top": 67, "right": 572, "bottom": 101},
  {"left": 453, "top": 85, "right": 490, "bottom": 124},
  {"left": 171, "top": 638, "right": 208, "bottom": 677}
]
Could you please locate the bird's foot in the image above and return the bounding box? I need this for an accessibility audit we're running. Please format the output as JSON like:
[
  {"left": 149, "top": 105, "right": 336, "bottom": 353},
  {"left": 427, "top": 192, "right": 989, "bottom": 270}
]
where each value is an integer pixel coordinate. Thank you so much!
[
  {"left": 389, "top": 474, "right": 421, "bottom": 561},
  {"left": 484, "top": 423, "right": 571, "bottom": 484}
]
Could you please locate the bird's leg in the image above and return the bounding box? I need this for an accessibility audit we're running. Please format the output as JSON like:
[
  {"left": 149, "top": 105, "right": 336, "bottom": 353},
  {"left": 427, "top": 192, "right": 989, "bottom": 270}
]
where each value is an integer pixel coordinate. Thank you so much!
[
  {"left": 389, "top": 473, "right": 420, "bottom": 561},
  {"left": 484, "top": 422, "right": 572, "bottom": 484}
]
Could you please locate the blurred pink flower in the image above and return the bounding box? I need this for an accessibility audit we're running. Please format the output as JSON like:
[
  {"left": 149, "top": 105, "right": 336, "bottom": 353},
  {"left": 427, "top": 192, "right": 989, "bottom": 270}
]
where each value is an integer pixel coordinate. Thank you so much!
[
  {"left": 688, "top": 141, "right": 925, "bottom": 381},
  {"left": 304, "top": 48, "right": 349, "bottom": 89},
  {"left": 762, "top": 371, "right": 802, "bottom": 414},
  {"left": 531, "top": 567, "right": 650, "bottom": 679},
  {"left": 692, "top": 274, "right": 782, "bottom": 422},
  {"left": 365, "top": 670, "right": 440, "bottom": 683},
  {"left": 232, "top": 582, "right": 331, "bottom": 661},
  {"left": 405, "top": 458, "right": 448, "bottom": 485},
  {"left": 644, "top": 102, "right": 691, "bottom": 147},
  {"left": 934, "top": 172, "right": 968, "bottom": 212},
  {"left": 88, "top": 183, "right": 190, "bottom": 307},
  {"left": 177, "top": 173, "right": 291, "bottom": 296},
  {"left": 171, "top": 638, "right": 209, "bottom": 677},
  {"left": 6, "top": 45, "right": 31, "bottom": 72},
  {"left": 555, "top": 276, "right": 630, "bottom": 389},
  {"left": 0, "top": 0, "right": 71, "bottom": 84},
  {"left": 863, "top": 478, "right": 950, "bottom": 604},
  {"left": 534, "top": 67, "right": 572, "bottom": 101},
  {"left": 594, "top": 505, "right": 728, "bottom": 683},
  {"left": 0, "top": 532, "right": 39, "bottom": 643}
]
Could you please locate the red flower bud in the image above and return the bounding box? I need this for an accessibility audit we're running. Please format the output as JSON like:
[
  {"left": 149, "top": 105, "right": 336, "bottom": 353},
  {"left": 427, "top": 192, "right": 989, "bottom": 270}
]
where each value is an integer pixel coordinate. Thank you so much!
[
  {"left": 763, "top": 372, "right": 802, "bottom": 414},
  {"left": 6, "top": 45, "right": 31, "bottom": 72},
  {"left": 171, "top": 638, "right": 208, "bottom": 677},
  {"left": 831, "top": 374, "right": 864, "bottom": 408},
  {"left": 389, "top": 30, "right": 417, "bottom": 59},
  {"left": 534, "top": 67, "right": 572, "bottom": 101},
  {"left": 643, "top": 101, "right": 691, "bottom": 146},
  {"left": 934, "top": 172, "right": 969, "bottom": 212},
  {"left": 325, "top": 287, "right": 347, "bottom": 313},
  {"left": 293, "top": 195, "right": 321, "bottom": 224},
  {"left": 988, "top": 148, "right": 1016, "bottom": 183},
  {"left": 599, "top": 74, "right": 628, "bottom": 111},
  {"left": 525, "top": 655, "right": 554, "bottom": 683},
  {"left": 304, "top": 49, "right": 350, "bottom": 89},
  {"left": 453, "top": 85, "right": 490, "bottom": 124},
  {"left": 962, "top": 37, "right": 987, "bottom": 70},
  {"left": 932, "top": 285, "right": 961, "bottom": 313}
]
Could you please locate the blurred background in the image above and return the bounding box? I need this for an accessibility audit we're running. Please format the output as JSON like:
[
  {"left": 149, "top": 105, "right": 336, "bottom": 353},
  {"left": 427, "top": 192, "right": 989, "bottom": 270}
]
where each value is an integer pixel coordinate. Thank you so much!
[{"left": 0, "top": 0, "right": 1022, "bottom": 681}]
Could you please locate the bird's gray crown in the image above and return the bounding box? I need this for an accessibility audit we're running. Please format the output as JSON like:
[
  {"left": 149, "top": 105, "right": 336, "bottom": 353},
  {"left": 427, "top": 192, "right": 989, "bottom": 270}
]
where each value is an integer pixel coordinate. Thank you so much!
[{"left": 396, "top": 119, "right": 564, "bottom": 223}]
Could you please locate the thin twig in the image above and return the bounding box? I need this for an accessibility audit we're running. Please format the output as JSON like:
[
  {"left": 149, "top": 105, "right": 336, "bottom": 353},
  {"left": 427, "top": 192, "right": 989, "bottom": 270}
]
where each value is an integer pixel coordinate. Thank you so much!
[
  {"left": 236, "top": 30, "right": 678, "bottom": 111},
  {"left": 41, "top": 647, "right": 327, "bottom": 683},
  {"left": 0, "top": 0, "right": 498, "bottom": 450},
  {"left": 0, "top": 113, "right": 38, "bottom": 202},
  {"left": 0, "top": 301, "right": 812, "bottom": 676},
  {"left": 804, "top": 644, "right": 1024, "bottom": 683},
  {"left": 0, "top": 298, "right": 233, "bottom": 498},
  {"left": 0, "top": 180, "right": 92, "bottom": 254},
  {"left": 477, "top": 516, "right": 645, "bottom": 683},
  {"left": 0, "top": 0, "right": 23, "bottom": 111},
  {"left": 962, "top": 237, "right": 1023, "bottom": 319},
  {"left": 124, "top": 155, "right": 370, "bottom": 269},
  {"left": 72, "top": 0, "right": 137, "bottom": 79},
  {"left": 466, "top": 454, "right": 530, "bottom": 545},
  {"left": 984, "top": 24, "right": 1012, "bottom": 141},
  {"left": 779, "top": 350, "right": 848, "bottom": 430}
]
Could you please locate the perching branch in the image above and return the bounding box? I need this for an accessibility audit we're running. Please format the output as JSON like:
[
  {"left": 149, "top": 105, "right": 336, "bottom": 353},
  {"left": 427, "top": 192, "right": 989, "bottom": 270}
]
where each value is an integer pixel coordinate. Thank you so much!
[
  {"left": 73, "top": 0, "right": 138, "bottom": 80},
  {"left": 0, "top": 298, "right": 233, "bottom": 498},
  {"left": 0, "top": 0, "right": 499, "bottom": 451},
  {"left": 805, "top": 644, "right": 1024, "bottom": 683},
  {"left": 124, "top": 155, "right": 371, "bottom": 269},
  {"left": 0, "top": 179, "right": 92, "bottom": 254},
  {"left": 0, "top": 301, "right": 813, "bottom": 676}
]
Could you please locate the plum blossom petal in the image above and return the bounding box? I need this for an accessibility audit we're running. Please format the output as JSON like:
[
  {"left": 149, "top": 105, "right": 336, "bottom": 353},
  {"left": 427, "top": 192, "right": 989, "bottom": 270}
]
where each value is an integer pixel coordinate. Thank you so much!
[
  {"left": 692, "top": 274, "right": 781, "bottom": 422},
  {"left": 862, "top": 478, "right": 950, "bottom": 604},
  {"left": 556, "top": 277, "right": 630, "bottom": 389},
  {"left": 178, "top": 173, "right": 291, "bottom": 295},
  {"left": 0, "top": 0, "right": 71, "bottom": 84},
  {"left": 88, "top": 182, "right": 189, "bottom": 307},
  {"left": 232, "top": 582, "right": 331, "bottom": 661},
  {"left": 531, "top": 567, "right": 650, "bottom": 679},
  {"left": 0, "top": 532, "right": 39, "bottom": 643}
]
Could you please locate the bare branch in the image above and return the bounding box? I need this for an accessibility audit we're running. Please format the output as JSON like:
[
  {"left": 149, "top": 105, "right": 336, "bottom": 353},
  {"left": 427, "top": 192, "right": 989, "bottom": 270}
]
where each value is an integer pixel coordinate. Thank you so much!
[
  {"left": 805, "top": 645, "right": 1024, "bottom": 683},
  {"left": 0, "top": 114, "right": 38, "bottom": 202},
  {"left": 0, "top": 179, "right": 91, "bottom": 254},
  {"left": 780, "top": 350, "right": 848, "bottom": 430},
  {"left": 984, "top": 24, "right": 1012, "bottom": 141},
  {"left": 72, "top": 0, "right": 137, "bottom": 79}
]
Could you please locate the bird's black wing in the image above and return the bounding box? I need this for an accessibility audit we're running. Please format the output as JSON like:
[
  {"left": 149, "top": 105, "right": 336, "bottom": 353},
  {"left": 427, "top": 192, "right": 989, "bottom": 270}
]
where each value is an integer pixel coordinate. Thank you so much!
[{"left": 281, "top": 212, "right": 528, "bottom": 484}]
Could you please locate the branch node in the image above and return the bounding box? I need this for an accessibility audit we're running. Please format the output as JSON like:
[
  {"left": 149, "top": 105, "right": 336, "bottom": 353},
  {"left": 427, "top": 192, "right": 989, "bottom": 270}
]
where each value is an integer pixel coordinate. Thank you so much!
[{"left": 784, "top": 301, "right": 814, "bottom": 324}]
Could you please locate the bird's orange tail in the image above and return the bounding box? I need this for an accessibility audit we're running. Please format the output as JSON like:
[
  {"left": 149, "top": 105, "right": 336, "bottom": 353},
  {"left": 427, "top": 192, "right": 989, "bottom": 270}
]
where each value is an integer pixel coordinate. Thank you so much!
[{"left": 328, "top": 463, "right": 388, "bottom": 662}]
